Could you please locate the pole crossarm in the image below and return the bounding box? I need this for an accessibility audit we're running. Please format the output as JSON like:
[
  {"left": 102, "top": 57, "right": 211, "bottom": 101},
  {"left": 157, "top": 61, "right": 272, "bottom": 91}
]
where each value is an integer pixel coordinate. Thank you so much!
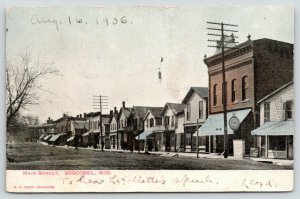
[
  {"left": 206, "top": 21, "right": 239, "bottom": 158},
  {"left": 207, "top": 21, "right": 238, "bottom": 27},
  {"left": 208, "top": 33, "right": 239, "bottom": 38}
]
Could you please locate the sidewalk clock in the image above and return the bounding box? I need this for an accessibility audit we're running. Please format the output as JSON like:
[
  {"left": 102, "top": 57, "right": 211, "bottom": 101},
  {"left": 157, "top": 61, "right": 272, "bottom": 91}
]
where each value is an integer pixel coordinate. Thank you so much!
[{"left": 229, "top": 114, "right": 240, "bottom": 131}]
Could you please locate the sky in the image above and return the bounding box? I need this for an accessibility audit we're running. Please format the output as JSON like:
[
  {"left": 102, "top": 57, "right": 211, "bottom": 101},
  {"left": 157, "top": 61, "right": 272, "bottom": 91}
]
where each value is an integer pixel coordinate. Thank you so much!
[{"left": 6, "top": 6, "right": 294, "bottom": 123}]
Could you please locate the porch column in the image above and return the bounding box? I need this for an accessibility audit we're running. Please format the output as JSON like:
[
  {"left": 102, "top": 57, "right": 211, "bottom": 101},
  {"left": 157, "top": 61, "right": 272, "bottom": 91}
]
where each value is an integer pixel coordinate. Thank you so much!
[
  {"left": 209, "top": 136, "right": 211, "bottom": 153},
  {"left": 266, "top": 135, "right": 268, "bottom": 158},
  {"left": 116, "top": 132, "right": 119, "bottom": 149},
  {"left": 174, "top": 133, "right": 177, "bottom": 152},
  {"left": 183, "top": 126, "right": 186, "bottom": 151}
]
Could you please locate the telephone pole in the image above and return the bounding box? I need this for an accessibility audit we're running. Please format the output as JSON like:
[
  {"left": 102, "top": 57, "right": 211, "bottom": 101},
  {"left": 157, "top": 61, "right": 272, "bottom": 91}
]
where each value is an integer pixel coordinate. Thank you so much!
[
  {"left": 93, "top": 95, "right": 108, "bottom": 151},
  {"left": 207, "top": 21, "right": 238, "bottom": 158}
]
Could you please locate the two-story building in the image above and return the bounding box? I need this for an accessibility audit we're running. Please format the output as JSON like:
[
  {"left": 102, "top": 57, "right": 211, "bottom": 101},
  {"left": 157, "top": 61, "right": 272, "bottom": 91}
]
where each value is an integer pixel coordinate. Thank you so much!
[
  {"left": 109, "top": 107, "right": 119, "bottom": 149},
  {"left": 84, "top": 112, "right": 101, "bottom": 148},
  {"left": 117, "top": 101, "right": 134, "bottom": 150},
  {"left": 161, "top": 103, "right": 185, "bottom": 152},
  {"left": 66, "top": 116, "right": 88, "bottom": 147},
  {"left": 137, "top": 107, "right": 164, "bottom": 152},
  {"left": 182, "top": 87, "right": 209, "bottom": 152},
  {"left": 201, "top": 36, "right": 293, "bottom": 155},
  {"left": 251, "top": 81, "right": 294, "bottom": 159},
  {"left": 132, "top": 106, "right": 161, "bottom": 151}
]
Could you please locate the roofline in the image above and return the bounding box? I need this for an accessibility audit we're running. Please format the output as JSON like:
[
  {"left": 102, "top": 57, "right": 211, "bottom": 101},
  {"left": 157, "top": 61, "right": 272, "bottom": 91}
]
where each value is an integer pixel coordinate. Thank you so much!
[
  {"left": 257, "top": 81, "right": 293, "bottom": 104},
  {"left": 161, "top": 102, "right": 182, "bottom": 116},
  {"left": 182, "top": 87, "right": 208, "bottom": 104}
]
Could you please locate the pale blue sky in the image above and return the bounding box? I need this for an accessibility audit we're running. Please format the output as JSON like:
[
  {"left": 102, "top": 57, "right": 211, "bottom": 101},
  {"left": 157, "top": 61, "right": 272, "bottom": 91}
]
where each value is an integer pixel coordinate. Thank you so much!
[{"left": 6, "top": 6, "right": 294, "bottom": 122}]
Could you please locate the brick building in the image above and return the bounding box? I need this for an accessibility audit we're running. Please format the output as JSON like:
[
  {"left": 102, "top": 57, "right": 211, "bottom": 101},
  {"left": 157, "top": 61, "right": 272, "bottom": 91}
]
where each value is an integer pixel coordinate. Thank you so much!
[{"left": 201, "top": 37, "right": 293, "bottom": 155}]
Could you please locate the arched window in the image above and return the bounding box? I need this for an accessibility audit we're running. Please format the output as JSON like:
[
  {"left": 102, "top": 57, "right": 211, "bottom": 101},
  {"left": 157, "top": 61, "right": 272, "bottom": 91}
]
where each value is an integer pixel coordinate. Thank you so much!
[
  {"left": 231, "top": 79, "right": 236, "bottom": 102},
  {"left": 213, "top": 84, "right": 218, "bottom": 106},
  {"left": 242, "top": 76, "right": 248, "bottom": 100}
]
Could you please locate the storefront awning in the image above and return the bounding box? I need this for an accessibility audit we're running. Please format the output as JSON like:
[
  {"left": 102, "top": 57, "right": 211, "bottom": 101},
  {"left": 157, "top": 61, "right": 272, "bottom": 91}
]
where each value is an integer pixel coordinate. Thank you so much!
[
  {"left": 135, "top": 131, "right": 154, "bottom": 140},
  {"left": 193, "top": 109, "right": 252, "bottom": 137},
  {"left": 251, "top": 120, "right": 294, "bottom": 136},
  {"left": 82, "top": 132, "right": 90, "bottom": 137},
  {"left": 38, "top": 134, "right": 45, "bottom": 140},
  {"left": 43, "top": 135, "right": 52, "bottom": 141},
  {"left": 67, "top": 136, "right": 75, "bottom": 142},
  {"left": 49, "top": 133, "right": 66, "bottom": 142}
]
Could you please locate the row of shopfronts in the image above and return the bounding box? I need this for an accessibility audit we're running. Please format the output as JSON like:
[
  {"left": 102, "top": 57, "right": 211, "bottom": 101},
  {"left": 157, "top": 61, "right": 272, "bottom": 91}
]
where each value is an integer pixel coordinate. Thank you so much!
[
  {"left": 35, "top": 82, "right": 294, "bottom": 160},
  {"left": 34, "top": 38, "right": 294, "bottom": 160}
]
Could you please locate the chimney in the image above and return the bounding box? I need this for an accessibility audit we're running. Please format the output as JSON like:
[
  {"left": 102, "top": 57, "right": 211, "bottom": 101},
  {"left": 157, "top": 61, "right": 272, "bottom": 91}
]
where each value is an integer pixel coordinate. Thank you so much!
[
  {"left": 110, "top": 110, "right": 113, "bottom": 116},
  {"left": 122, "top": 101, "right": 125, "bottom": 108},
  {"left": 114, "top": 107, "right": 117, "bottom": 113},
  {"left": 80, "top": 114, "right": 82, "bottom": 118},
  {"left": 84, "top": 113, "right": 86, "bottom": 118}
]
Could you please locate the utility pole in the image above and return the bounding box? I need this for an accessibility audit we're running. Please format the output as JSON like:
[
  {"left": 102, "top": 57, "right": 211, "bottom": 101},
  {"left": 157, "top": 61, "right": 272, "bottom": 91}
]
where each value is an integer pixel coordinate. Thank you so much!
[
  {"left": 207, "top": 21, "right": 238, "bottom": 158},
  {"left": 196, "top": 119, "right": 199, "bottom": 158},
  {"left": 93, "top": 95, "right": 108, "bottom": 151}
]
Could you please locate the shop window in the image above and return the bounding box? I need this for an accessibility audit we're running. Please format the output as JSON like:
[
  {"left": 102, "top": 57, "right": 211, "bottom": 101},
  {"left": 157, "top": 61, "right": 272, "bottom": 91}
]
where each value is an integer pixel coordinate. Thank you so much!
[
  {"left": 269, "top": 136, "right": 286, "bottom": 151},
  {"left": 264, "top": 102, "right": 270, "bottom": 122}
]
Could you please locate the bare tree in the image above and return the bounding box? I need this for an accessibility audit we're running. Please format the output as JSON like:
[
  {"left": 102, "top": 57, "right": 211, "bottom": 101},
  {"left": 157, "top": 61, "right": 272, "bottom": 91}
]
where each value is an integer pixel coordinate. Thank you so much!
[{"left": 6, "top": 52, "right": 59, "bottom": 129}]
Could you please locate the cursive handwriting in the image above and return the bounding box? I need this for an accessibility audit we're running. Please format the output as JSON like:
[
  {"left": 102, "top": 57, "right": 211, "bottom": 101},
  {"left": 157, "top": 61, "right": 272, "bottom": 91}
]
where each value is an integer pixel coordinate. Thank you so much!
[
  {"left": 173, "top": 174, "right": 215, "bottom": 187},
  {"left": 110, "top": 175, "right": 166, "bottom": 185},
  {"left": 31, "top": 15, "right": 131, "bottom": 31},
  {"left": 31, "top": 15, "right": 59, "bottom": 31},
  {"left": 242, "top": 179, "right": 277, "bottom": 189},
  {"left": 59, "top": 175, "right": 104, "bottom": 185}
]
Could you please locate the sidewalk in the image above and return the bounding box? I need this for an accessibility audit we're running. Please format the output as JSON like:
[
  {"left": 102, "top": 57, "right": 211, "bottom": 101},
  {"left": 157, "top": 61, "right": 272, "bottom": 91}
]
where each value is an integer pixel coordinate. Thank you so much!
[
  {"left": 40, "top": 142, "right": 293, "bottom": 165},
  {"left": 250, "top": 157, "right": 293, "bottom": 166}
]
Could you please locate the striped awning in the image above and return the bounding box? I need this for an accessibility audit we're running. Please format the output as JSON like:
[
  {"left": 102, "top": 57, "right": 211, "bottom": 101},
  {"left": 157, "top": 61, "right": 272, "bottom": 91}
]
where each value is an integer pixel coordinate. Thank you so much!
[
  {"left": 49, "top": 133, "right": 66, "bottom": 142},
  {"left": 251, "top": 120, "right": 294, "bottom": 136}
]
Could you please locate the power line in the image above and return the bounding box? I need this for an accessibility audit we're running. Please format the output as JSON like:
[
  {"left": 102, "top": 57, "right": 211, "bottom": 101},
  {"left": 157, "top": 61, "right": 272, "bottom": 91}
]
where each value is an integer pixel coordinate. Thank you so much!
[
  {"left": 92, "top": 94, "right": 109, "bottom": 151},
  {"left": 207, "top": 21, "right": 239, "bottom": 159}
]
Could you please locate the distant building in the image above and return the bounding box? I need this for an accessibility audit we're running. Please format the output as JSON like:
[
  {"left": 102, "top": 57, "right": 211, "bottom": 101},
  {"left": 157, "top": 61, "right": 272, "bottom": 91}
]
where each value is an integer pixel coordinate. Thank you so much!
[
  {"left": 202, "top": 37, "right": 293, "bottom": 155},
  {"left": 140, "top": 107, "right": 164, "bottom": 151},
  {"left": 161, "top": 103, "right": 185, "bottom": 152},
  {"left": 251, "top": 81, "right": 294, "bottom": 159},
  {"left": 117, "top": 101, "right": 134, "bottom": 150},
  {"left": 109, "top": 107, "right": 119, "bottom": 149},
  {"left": 182, "top": 87, "right": 209, "bottom": 152},
  {"left": 132, "top": 106, "right": 162, "bottom": 151}
]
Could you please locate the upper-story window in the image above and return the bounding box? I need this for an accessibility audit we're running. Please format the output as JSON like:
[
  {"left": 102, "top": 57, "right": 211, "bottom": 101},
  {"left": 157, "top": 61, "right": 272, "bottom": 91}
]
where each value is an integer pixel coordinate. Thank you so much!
[
  {"left": 171, "top": 115, "right": 175, "bottom": 127},
  {"left": 242, "top": 76, "right": 248, "bottom": 100},
  {"left": 231, "top": 79, "right": 236, "bottom": 102},
  {"left": 213, "top": 84, "right": 218, "bottom": 106},
  {"left": 150, "top": 118, "right": 154, "bottom": 127},
  {"left": 186, "top": 103, "right": 191, "bottom": 121},
  {"left": 199, "top": 101, "right": 203, "bottom": 119},
  {"left": 284, "top": 100, "right": 294, "bottom": 120},
  {"left": 264, "top": 102, "right": 270, "bottom": 122}
]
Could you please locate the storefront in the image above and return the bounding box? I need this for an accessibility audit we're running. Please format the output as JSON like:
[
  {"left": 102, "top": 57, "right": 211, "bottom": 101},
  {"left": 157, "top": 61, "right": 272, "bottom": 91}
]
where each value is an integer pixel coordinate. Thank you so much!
[
  {"left": 251, "top": 120, "right": 294, "bottom": 159},
  {"left": 194, "top": 109, "right": 252, "bottom": 155}
]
